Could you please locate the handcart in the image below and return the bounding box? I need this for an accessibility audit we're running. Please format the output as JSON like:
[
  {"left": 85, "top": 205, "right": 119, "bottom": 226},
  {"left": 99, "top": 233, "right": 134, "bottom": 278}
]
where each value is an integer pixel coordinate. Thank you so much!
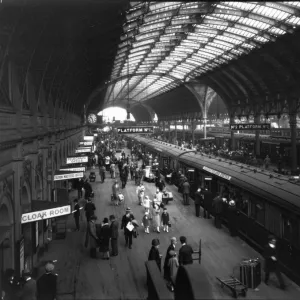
[{"left": 216, "top": 276, "right": 247, "bottom": 298}]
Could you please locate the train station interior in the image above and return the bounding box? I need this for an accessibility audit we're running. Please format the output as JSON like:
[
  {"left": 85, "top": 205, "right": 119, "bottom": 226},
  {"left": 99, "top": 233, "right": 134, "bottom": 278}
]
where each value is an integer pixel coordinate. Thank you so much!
[{"left": 0, "top": 1, "right": 300, "bottom": 299}]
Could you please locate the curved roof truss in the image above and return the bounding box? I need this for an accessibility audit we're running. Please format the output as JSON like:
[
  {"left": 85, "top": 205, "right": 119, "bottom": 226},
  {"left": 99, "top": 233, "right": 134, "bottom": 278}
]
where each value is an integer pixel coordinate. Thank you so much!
[{"left": 103, "top": 1, "right": 300, "bottom": 107}]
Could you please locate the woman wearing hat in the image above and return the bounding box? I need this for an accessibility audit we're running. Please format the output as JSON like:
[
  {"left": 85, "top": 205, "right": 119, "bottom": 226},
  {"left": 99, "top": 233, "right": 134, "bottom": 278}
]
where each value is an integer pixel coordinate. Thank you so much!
[
  {"left": 99, "top": 218, "right": 111, "bottom": 260},
  {"left": 121, "top": 208, "right": 135, "bottom": 249},
  {"left": 152, "top": 202, "right": 161, "bottom": 233},
  {"left": 85, "top": 215, "right": 99, "bottom": 258},
  {"left": 148, "top": 239, "right": 162, "bottom": 271},
  {"left": 168, "top": 250, "right": 179, "bottom": 292},
  {"left": 112, "top": 180, "right": 120, "bottom": 206}
]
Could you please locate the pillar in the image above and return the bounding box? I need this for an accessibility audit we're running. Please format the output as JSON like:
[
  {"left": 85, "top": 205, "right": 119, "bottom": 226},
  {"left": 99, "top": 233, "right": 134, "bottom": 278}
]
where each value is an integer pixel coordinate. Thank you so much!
[
  {"left": 254, "top": 114, "right": 260, "bottom": 157},
  {"left": 203, "top": 117, "right": 207, "bottom": 139},
  {"left": 168, "top": 121, "right": 171, "bottom": 142},
  {"left": 174, "top": 121, "right": 177, "bottom": 144},
  {"left": 182, "top": 121, "right": 185, "bottom": 142},
  {"left": 289, "top": 113, "right": 298, "bottom": 175},
  {"left": 230, "top": 116, "right": 235, "bottom": 151},
  {"left": 162, "top": 121, "right": 166, "bottom": 140},
  {"left": 191, "top": 121, "right": 195, "bottom": 146}
]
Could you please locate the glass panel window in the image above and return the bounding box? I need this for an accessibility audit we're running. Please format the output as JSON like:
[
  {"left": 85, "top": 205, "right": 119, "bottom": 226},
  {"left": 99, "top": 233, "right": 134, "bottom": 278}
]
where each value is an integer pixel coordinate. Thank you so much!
[
  {"left": 286, "top": 16, "right": 300, "bottom": 26},
  {"left": 252, "top": 5, "right": 290, "bottom": 21},
  {"left": 239, "top": 17, "right": 271, "bottom": 30},
  {"left": 225, "top": 2, "right": 257, "bottom": 10},
  {"left": 250, "top": 197, "right": 265, "bottom": 226},
  {"left": 213, "top": 13, "right": 241, "bottom": 22},
  {"left": 267, "top": 27, "right": 286, "bottom": 35}
]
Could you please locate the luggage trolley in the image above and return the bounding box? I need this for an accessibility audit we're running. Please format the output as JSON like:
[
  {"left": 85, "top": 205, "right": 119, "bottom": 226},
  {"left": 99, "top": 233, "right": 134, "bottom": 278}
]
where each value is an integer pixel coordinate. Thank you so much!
[{"left": 216, "top": 276, "right": 247, "bottom": 298}]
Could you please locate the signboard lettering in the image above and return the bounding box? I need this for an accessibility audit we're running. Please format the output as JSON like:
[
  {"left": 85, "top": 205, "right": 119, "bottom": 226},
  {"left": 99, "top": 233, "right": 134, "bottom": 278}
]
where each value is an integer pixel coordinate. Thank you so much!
[
  {"left": 230, "top": 123, "right": 271, "bottom": 130},
  {"left": 21, "top": 205, "right": 71, "bottom": 224},
  {"left": 203, "top": 166, "right": 231, "bottom": 181},
  {"left": 79, "top": 141, "right": 93, "bottom": 146},
  {"left": 54, "top": 172, "right": 84, "bottom": 181},
  {"left": 117, "top": 126, "right": 154, "bottom": 134},
  {"left": 66, "top": 156, "right": 88, "bottom": 164},
  {"left": 60, "top": 167, "right": 86, "bottom": 172},
  {"left": 75, "top": 148, "right": 91, "bottom": 153},
  {"left": 83, "top": 136, "right": 94, "bottom": 141}
]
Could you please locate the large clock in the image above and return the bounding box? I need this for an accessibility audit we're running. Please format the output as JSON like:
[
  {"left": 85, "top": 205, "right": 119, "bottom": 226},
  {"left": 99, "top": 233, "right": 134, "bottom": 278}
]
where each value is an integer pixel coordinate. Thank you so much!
[{"left": 87, "top": 114, "right": 97, "bottom": 124}]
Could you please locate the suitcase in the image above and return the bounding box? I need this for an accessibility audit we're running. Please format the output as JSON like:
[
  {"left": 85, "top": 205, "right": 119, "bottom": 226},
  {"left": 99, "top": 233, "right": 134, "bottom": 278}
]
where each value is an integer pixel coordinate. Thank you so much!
[{"left": 239, "top": 259, "right": 261, "bottom": 289}]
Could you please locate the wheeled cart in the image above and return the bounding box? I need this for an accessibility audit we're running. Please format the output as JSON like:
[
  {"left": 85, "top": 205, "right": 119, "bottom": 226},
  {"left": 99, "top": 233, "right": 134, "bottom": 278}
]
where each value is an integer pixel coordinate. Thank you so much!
[{"left": 216, "top": 276, "right": 247, "bottom": 298}]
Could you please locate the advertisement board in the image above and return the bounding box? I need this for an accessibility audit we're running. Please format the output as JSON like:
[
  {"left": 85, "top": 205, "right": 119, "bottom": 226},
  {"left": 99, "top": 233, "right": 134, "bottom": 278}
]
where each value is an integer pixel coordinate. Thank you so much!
[
  {"left": 66, "top": 156, "right": 88, "bottom": 164},
  {"left": 84, "top": 136, "right": 94, "bottom": 141},
  {"left": 54, "top": 172, "right": 84, "bottom": 181},
  {"left": 21, "top": 205, "right": 71, "bottom": 224}
]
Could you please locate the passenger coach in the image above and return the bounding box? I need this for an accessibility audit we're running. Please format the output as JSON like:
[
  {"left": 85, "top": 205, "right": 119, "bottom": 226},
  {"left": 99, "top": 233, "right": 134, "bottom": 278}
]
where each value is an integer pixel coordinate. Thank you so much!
[{"left": 129, "top": 135, "right": 300, "bottom": 285}]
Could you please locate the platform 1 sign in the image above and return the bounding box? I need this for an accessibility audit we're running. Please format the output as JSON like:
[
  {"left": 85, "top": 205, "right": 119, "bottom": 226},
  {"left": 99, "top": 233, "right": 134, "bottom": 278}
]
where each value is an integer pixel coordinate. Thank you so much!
[
  {"left": 117, "top": 126, "right": 154, "bottom": 134},
  {"left": 230, "top": 123, "right": 271, "bottom": 130},
  {"left": 21, "top": 205, "right": 71, "bottom": 224},
  {"left": 75, "top": 148, "right": 91, "bottom": 153},
  {"left": 66, "top": 156, "right": 88, "bottom": 164},
  {"left": 54, "top": 172, "right": 84, "bottom": 181}
]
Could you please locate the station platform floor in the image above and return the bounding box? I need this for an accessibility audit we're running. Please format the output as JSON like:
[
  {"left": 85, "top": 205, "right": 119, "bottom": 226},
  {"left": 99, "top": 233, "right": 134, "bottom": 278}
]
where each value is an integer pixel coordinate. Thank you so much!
[{"left": 36, "top": 148, "right": 300, "bottom": 300}]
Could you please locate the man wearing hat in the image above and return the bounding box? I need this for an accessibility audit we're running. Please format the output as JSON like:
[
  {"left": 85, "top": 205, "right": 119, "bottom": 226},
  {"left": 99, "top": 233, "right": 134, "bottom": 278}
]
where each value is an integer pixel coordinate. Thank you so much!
[
  {"left": 109, "top": 215, "right": 119, "bottom": 256},
  {"left": 36, "top": 261, "right": 58, "bottom": 300},
  {"left": 73, "top": 199, "right": 80, "bottom": 231},
  {"left": 121, "top": 208, "right": 135, "bottom": 249},
  {"left": 163, "top": 237, "right": 177, "bottom": 280},
  {"left": 18, "top": 269, "right": 37, "bottom": 300},
  {"left": 148, "top": 239, "right": 162, "bottom": 271}
]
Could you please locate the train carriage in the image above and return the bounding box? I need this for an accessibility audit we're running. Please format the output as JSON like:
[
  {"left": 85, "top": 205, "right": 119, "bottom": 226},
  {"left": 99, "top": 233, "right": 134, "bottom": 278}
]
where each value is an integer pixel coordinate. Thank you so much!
[{"left": 130, "top": 135, "right": 300, "bottom": 285}]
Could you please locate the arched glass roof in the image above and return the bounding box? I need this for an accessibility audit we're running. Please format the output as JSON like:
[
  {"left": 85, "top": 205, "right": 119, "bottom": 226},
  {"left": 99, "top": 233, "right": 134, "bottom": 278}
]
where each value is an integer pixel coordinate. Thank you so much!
[{"left": 104, "top": 1, "right": 300, "bottom": 105}]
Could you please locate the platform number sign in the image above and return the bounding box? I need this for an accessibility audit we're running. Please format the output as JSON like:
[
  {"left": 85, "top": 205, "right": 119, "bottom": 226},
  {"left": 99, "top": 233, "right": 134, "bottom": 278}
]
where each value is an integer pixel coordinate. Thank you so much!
[{"left": 117, "top": 126, "right": 154, "bottom": 134}]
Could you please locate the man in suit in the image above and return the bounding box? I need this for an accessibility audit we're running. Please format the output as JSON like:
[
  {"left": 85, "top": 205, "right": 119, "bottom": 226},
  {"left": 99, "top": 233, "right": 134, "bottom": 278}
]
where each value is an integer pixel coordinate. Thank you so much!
[
  {"left": 194, "top": 187, "right": 203, "bottom": 217},
  {"left": 84, "top": 198, "right": 96, "bottom": 222},
  {"left": 164, "top": 237, "right": 177, "bottom": 280},
  {"left": 148, "top": 239, "right": 162, "bottom": 271},
  {"left": 73, "top": 199, "right": 80, "bottom": 231},
  {"left": 182, "top": 180, "right": 190, "bottom": 205},
  {"left": 109, "top": 215, "right": 119, "bottom": 256},
  {"left": 202, "top": 188, "right": 212, "bottom": 219},
  {"left": 178, "top": 236, "right": 194, "bottom": 266},
  {"left": 121, "top": 207, "right": 135, "bottom": 249},
  {"left": 36, "top": 261, "right": 58, "bottom": 300}
]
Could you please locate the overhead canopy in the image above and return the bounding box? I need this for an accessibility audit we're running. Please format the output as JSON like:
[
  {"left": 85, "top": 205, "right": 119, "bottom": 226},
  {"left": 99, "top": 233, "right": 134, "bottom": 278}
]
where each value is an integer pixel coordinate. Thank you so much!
[{"left": 101, "top": 1, "right": 300, "bottom": 114}]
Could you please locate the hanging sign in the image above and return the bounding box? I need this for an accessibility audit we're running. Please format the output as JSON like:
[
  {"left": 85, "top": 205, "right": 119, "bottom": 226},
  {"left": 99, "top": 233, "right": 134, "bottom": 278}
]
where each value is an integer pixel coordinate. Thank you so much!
[
  {"left": 54, "top": 172, "right": 84, "bottom": 181},
  {"left": 84, "top": 136, "right": 94, "bottom": 141},
  {"left": 60, "top": 167, "right": 86, "bottom": 172},
  {"left": 230, "top": 123, "right": 271, "bottom": 130},
  {"left": 66, "top": 156, "right": 88, "bottom": 164},
  {"left": 117, "top": 126, "right": 154, "bottom": 134},
  {"left": 75, "top": 148, "right": 91, "bottom": 153},
  {"left": 21, "top": 205, "right": 71, "bottom": 224},
  {"left": 203, "top": 166, "right": 231, "bottom": 181},
  {"left": 79, "top": 141, "right": 93, "bottom": 146}
]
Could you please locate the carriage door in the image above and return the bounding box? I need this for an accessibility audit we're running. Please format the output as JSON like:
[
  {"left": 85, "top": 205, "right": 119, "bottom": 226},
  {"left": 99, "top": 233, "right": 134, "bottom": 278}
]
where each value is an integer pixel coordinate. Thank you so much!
[
  {"left": 187, "top": 168, "right": 196, "bottom": 195},
  {"left": 203, "top": 175, "right": 212, "bottom": 192}
]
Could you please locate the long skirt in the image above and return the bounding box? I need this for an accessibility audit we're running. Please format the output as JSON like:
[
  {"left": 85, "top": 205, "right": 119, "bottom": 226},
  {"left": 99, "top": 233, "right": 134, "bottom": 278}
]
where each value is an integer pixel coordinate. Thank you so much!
[{"left": 153, "top": 213, "right": 161, "bottom": 227}]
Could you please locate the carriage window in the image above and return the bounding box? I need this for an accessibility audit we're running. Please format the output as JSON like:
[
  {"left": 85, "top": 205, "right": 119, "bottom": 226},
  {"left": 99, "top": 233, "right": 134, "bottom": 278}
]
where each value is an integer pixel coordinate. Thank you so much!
[
  {"left": 238, "top": 191, "right": 249, "bottom": 216},
  {"left": 251, "top": 198, "right": 265, "bottom": 226},
  {"left": 282, "top": 215, "right": 299, "bottom": 246}
]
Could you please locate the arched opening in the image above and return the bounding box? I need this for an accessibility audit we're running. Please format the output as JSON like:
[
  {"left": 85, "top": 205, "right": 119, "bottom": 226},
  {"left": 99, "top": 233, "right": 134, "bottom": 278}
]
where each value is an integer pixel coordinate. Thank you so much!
[
  {"left": 36, "top": 174, "right": 42, "bottom": 200},
  {"left": 98, "top": 107, "right": 135, "bottom": 122},
  {"left": 0, "top": 195, "right": 14, "bottom": 291}
]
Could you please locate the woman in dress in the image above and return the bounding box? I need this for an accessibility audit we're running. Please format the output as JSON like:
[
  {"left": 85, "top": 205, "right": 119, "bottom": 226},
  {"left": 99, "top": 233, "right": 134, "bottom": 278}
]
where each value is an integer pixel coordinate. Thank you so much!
[{"left": 152, "top": 202, "right": 161, "bottom": 233}]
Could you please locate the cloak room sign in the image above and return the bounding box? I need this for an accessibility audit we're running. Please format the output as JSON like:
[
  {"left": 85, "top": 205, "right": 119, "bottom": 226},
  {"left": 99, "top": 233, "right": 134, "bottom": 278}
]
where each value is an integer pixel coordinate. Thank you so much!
[
  {"left": 230, "top": 123, "right": 271, "bottom": 130},
  {"left": 117, "top": 126, "right": 154, "bottom": 134},
  {"left": 21, "top": 205, "right": 71, "bottom": 224},
  {"left": 79, "top": 141, "right": 93, "bottom": 146},
  {"left": 54, "top": 172, "right": 84, "bottom": 181},
  {"left": 66, "top": 156, "right": 88, "bottom": 164},
  {"left": 60, "top": 167, "right": 86, "bottom": 172},
  {"left": 203, "top": 166, "right": 231, "bottom": 181}
]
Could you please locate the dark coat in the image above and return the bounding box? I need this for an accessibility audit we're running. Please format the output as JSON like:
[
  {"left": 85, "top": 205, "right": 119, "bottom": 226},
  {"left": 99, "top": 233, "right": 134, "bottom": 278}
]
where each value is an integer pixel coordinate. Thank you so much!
[
  {"left": 74, "top": 203, "right": 80, "bottom": 218},
  {"left": 264, "top": 243, "right": 279, "bottom": 272},
  {"left": 161, "top": 212, "right": 170, "bottom": 225},
  {"left": 194, "top": 191, "right": 203, "bottom": 205},
  {"left": 121, "top": 213, "right": 135, "bottom": 235},
  {"left": 163, "top": 244, "right": 176, "bottom": 279},
  {"left": 179, "top": 244, "right": 194, "bottom": 266},
  {"left": 110, "top": 220, "right": 119, "bottom": 239},
  {"left": 36, "top": 272, "right": 57, "bottom": 300},
  {"left": 202, "top": 190, "right": 213, "bottom": 211},
  {"left": 18, "top": 278, "right": 37, "bottom": 300},
  {"left": 85, "top": 202, "right": 95, "bottom": 218},
  {"left": 182, "top": 181, "right": 190, "bottom": 194},
  {"left": 148, "top": 246, "right": 161, "bottom": 271},
  {"left": 99, "top": 224, "right": 111, "bottom": 252}
]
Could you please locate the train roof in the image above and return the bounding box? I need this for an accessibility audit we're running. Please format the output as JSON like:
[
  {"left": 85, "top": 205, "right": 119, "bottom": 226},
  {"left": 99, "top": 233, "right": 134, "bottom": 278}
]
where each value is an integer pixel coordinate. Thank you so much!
[{"left": 131, "top": 135, "right": 300, "bottom": 213}]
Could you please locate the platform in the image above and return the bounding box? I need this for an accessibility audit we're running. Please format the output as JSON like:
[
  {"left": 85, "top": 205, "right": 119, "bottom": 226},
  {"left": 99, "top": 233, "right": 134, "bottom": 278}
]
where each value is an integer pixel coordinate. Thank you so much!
[{"left": 37, "top": 147, "right": 300, "bottom": 300}]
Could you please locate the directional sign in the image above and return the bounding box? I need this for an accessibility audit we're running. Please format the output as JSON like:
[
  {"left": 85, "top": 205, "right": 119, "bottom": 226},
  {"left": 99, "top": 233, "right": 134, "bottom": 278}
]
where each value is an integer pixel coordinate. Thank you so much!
[
  {"left": 230, "top": 123, "right": 271, "bottom": 130},
  {"left": 66, "top": 156, "right": 88, "bottom": 164},
  {"left": 203, "top": 166, "right": 231, "bottom": 181},
  {"left": 54, "top": 172, "right": 84, "bottom": 181},
  {"left": 79, "top": 141, "right": 93, "bottom": 146},
  {"left": 117, "top": 126, "right": 154, "bottom": 134}
]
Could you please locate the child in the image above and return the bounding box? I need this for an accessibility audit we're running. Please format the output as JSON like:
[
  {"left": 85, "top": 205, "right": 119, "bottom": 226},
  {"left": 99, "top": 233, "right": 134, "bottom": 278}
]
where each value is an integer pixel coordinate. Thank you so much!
[
  {"left": 161, "top": 207, "right": 170, "bottom": 233},
  {"left": 138, "top": 190, "right": 145, "bottom": 206},
  {"left": 143, "top": 195, "right": 152, "bottom": 213},
  {"left": 168, "top": 250, "right": 179, "bottom": 292},
  {"left": 142, "top": 211, "right": 150, "bottom": 234}
]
